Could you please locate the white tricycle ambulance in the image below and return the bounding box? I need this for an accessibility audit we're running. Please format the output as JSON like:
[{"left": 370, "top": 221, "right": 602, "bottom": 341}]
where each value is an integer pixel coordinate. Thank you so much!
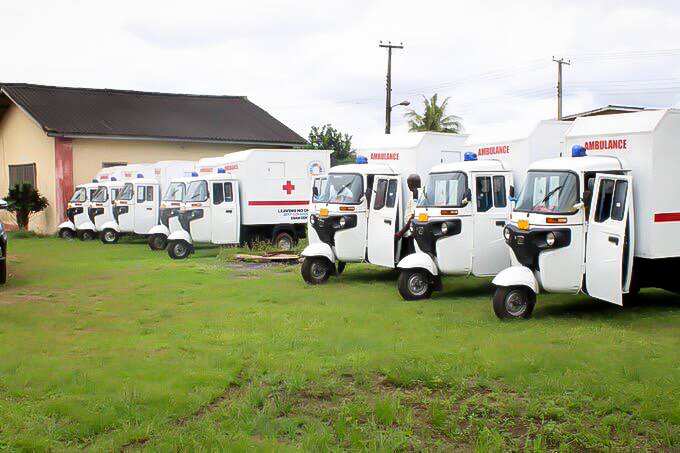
[
  {"left": 300, "top": 132, "right": 469, "bottom": 284},
  {"left": 57, "top": 166, "right": 126, "bottom": 240},
  {"left": 491, "top": 109, "right": 680, "bottom": 319},
  {"left": 99, "top": 161, "right": 196, "bottom": 244},
  {"left": 395, "top": 120, "right": 570, "bottom": 299},
  {"left": 166, "top": 149, "right": 330, "bottom": 259}
]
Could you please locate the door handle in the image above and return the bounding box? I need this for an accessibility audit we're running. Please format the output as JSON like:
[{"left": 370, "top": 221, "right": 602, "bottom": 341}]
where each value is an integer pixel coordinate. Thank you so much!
[
  {"left": 495, "top": 220, "right": 505, "bottom": 226},
  {"left": 146, "top": 208, "right": 153, "bottom": 211},
  {"left": 384, "top": 219, "right": 392, "bottom": 225},
  {"left": 226, "top": 210, "right": 233, "bottom": 213},
  {"left": 608, "top": 236, "right": 619, "bottom": 245}
]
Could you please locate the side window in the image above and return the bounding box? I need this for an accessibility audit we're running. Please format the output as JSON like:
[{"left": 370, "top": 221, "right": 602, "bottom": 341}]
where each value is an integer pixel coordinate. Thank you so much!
[
  {"left": 611, "top": 180, "right": 628, "bottom": 221},
  {"left": 373, "top": 179, "right": 388, "bottom": 210},
  {"left": 137, "top": 186, "right": 146, "bottom": 203},
  {"left": 312, "top": 178, "right": 326, "bottom": 201},
  {"left": 493, "top": 176, "right": 506, "bottom": 208},
  {"left": 476, "top": 176, "right": 493, "bottom": 212},
  {"left": 224, "top": 183, "right": 234, "bottom": 202},
  {"left": 146, "top": 186, "right": 154, "bottom": 202},
  {"left": 385, "top": 179, "right": 398, "bottom": 208},
  {"left": 595, "top": 179, "right": 615, "bottom": 222},
  {"left": 213, "top": 182, "right": 224, "bottom": 205}
]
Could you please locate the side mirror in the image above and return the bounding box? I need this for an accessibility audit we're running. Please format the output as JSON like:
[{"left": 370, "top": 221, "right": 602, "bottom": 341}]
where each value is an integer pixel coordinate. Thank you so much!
[
  {"left": 509, "top": 185, "right": 515, "bottom": 198},
  {"left": 462, "top": 188, "right": 472, "bottom": 205}
]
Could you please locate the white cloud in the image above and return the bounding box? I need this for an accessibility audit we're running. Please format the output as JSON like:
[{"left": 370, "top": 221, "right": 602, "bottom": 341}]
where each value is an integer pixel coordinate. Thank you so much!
[{"left": 2, "top": 0, "right": 680, "bottom": 147}]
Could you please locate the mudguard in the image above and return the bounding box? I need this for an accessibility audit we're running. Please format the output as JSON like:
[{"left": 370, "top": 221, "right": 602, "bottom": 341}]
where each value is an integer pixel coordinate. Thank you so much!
[
  {"left": 100, "top": 221, "right": 120, "bottom": 233},
  {"left": 168, "top": 230, "right": 193, "bottom": 244},
  {"left": 492, "top": 266, "right": 539, "bottom": 294},
  {"left": 301, "top": 242, "right": 336, "bottom": 263},
  {"left": 58, "top": 221, "right": 75, "bottom": 231},
  {"left": 148, "top": 225, "right": 170, "bottom": 236},
  {"left": 77, "top": 221, "right": 96, "bottom": 232},
  {"left": 397, "top": 252, "right": 439, "bottom": 276}
]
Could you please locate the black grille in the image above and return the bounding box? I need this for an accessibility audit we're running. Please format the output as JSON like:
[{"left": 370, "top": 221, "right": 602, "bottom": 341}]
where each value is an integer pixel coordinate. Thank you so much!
[
  {"left": 88, "top": 207, "right": 104, "bottom": 223},
  {"left": 412, "top": 219, "right": 462, "bottom": 256},
  {"left": 113, "top": 205, "right": 128, "bottom": 223},
  {"left": 505, "top": 224, "right": 571, "bottom": 270},
  {"left": 66, "top": 207, "right": 83, "bottom": 224},
  {"left": 311, "top": 215, "right": 357, "bottom": 246},
  {"left": 160, "top": 208, "right": 180, "bottom": 228}
]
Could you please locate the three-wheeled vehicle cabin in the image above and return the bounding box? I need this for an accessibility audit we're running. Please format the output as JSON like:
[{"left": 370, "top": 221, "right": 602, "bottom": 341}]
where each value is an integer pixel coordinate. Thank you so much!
[
  {"left": 300, "top": 132, "right": 468, "bottom": 284},
  {"left": 395, "top": 120, "right": 571, "bottom": 299},
  {"left": 99, "top": 161, "right": 196, "bottom": 244},
  {"left": 491, "top": 109, "right": 680, "bottom": 319},
  {"left": 166, "top": 149, "right": 330, "bottom": 259}
]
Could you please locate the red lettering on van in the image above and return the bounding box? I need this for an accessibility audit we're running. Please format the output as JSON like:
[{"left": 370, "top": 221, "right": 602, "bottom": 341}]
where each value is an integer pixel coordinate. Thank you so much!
[
  {"left": 583, "top": 139, "right": 627, "bottom": 151},
  {"left": 370, "top": 152, "right": 399, "bottom": 160},
  {"left": 478, "top": 145, "right": 509, "bottom": 156}
]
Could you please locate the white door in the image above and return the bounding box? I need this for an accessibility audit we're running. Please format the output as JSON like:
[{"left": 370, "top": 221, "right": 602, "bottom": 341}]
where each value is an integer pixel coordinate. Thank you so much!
[
  {"left": 367, "top": 176, "right": 400, "bottom": 267},
  {"left": 585, "top": 174, "right": 633, "bottom": 306},
  {"left": 472, "top": 173, "right": 512, "bottom": 275},
  {"left": 134, "top": 184, "right": 158, "bottom": 234},
  {"left": 308, "top": 176, "right": 327, "bottom": 244},
  {"left": 211, "top": 180, "right": 240, "bottom": 245}
]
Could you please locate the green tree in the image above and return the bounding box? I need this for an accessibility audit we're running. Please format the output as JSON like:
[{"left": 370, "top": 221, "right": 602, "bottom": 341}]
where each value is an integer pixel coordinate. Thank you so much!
[
  {"left": 405, "top": 94, "right": 463, "bottom": 133},
  {"left": 307, "top": 124, "right": 354, "bottom": 164},
  {"left": 4, "top": 183, "right": 49, "bottom": 230}
]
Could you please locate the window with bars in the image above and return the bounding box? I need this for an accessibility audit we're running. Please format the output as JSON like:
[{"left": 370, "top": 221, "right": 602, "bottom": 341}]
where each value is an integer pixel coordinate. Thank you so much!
[{"left": 9, "top": 163, "right": 36, "bottom": 188}]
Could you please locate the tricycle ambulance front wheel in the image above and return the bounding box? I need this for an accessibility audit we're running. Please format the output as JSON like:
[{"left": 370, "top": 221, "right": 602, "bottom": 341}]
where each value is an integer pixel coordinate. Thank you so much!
[
  {"left": 148, "top": 234, "right": 168, "bottom": 251},
  {"left": 101, "top": 229, "right": 119, "bottom": 244},
  {"left": 273, "top": 231, "right": 295, "bottom": 251},
  {"left": 59, "top": 228, "right": 75, "bottom": 240},
  {"left": 398, "top": 269, "right": 433, "bottom": 301},
  {"left": 301, "top": 257, "right": 332, "bottom": 285},
  {"left": 168, "top": 240, "right": 191, "bottom": 260},
  {"left": 492, "top": 286, "right": 536, "bottom": 319},
  {"left": 78, "top": 230, "right": 96, "bottom": 241}
]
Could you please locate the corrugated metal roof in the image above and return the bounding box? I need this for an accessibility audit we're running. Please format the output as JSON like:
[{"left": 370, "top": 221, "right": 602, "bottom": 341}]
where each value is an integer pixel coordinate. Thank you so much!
[
  {"left": 566, "top": 109, "right": 671, "bottom": 137},
  {"left": 0, "top": 83, "right": 307, "bottom": 145}
]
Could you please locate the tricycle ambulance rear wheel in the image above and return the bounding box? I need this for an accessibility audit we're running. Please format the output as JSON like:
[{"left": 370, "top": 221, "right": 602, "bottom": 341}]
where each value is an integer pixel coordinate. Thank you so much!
[
  {"left": 59, "top": 228, "right": 75, "bottom": 240},
  {"left": 398, "top": 269, "right": 433, "bottom": 301},
  {"left": 168, "top": 240, "right": 191, "bottom": 260},
  {"left": 492, "top": 286, "right": 536, "bottom": 319},
  {"left": 78, "top": 230, "right": 96, "bottom": 241},
  {"left": 273, "top": 232, "right": 295, "bottom": 251},
  {"left": 148, "top": 234, "right": 168, "bottom": 251},
  {"left": 0, "top": 259, "right": 6, "bottom": 285},
  {"left": 101, "top": 229, "right": 119, "bottom": 244},
  {"left": 301, "top": 257, "right": 331, "bottom": 285}
]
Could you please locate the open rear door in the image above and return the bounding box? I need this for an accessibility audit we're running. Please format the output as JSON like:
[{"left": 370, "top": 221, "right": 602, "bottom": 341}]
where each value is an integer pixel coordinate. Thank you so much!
[
  {"left": 585, "top": 174, "right": 633, "bottom": 305},
  {"left": 367, "top": 176, "right": 400, "bottom": 267}
]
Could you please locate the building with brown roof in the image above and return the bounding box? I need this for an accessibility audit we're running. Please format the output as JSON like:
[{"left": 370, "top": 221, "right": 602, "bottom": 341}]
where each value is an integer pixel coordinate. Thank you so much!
[{"left": 0, "top": 83, "right": 306, "bottom": 233}]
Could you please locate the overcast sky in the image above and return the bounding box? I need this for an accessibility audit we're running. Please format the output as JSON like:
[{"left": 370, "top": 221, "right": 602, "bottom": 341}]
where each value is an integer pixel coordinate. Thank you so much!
[{"left": 2, "top": 0, "right": 680, "bottom": 146}]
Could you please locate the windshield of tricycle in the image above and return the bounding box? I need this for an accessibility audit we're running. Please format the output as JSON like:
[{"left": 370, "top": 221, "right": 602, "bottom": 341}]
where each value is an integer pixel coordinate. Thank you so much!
[
  {"left": 417, "top": 171, "right": 468, "bottom": 207},
  {"left": 70, "top": 187, "right": 87, "bottom": 202},
  {"left": 315, "top": 173, "right": 364, "bottom": 204},
  {"left": 91, "top": 186, "right": 109, "bottom": 202},
  {"left": 163, "top": 182, "right": 186, "bottom": 202},
  {"left": 515, "top": 170, "right": 579, "bottom": 214}
]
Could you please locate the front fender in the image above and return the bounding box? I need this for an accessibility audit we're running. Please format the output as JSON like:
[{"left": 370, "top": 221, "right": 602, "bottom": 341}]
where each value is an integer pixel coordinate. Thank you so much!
[
  {"left": 397, "top": 252, "right": 439, "bottom": 276},
  {"left": 77, "top": 221, "right": 96, "bottom": 232},
  {"left": 492, "top": 266, "right": 539, "bottom": 294},
  {"left": 148, "top": 225, "right": 170, "bottom": 236},
  {"left": 100, "top": 221, "right": 120, "bottom": 232},
  {"left": 168, "top": 230, "right": 193, "bottom": 244},
  {"left": 58, "top": 221, "right": 75, "bottom": 231},
  {"left": 301, "top": 242, "right": 336, "bottom": 263}
]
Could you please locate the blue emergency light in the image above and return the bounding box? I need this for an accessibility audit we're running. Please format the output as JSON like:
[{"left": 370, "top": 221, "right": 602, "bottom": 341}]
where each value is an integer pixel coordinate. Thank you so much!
[
  {"left": 572, "top": 145, "right": 587, "bottom": 157},
  {"left": 92, "top": 178, "right": 98, "bottom": 183},
  {"left": 137, "top": 173, "right": 144, "bottom": 178},
  {"left": 464, "top": 152, "right": 478, "bottom": 161},
  {"left": 111, "top": 177, "right": 117, "bottom": 181},
  {"left": 217, "top": 168, "right": 226, "bottom": 174},
  {"left": 191, "top": 172, "right": 199, "bottom": 177},
  {"left": 356, "top": 156, "right": 368, "bottom": 164}
]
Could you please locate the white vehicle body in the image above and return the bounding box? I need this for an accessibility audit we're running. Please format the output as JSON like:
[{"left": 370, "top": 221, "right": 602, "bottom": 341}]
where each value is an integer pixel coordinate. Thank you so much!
[
  {"left": 395, "top": 120, "right": 571, "bottom": 299},
  {"left": 301, "top": 132, "right": 469, "bottom": 284},
  {"left": 99, "top": 161, "right": 195, "bottom": 244},
  {"left": 166, "top": 149, "right": 331, "bottom": 258},
  {"left": 491, "top": 109, "right": 680, "bottom": 318}
]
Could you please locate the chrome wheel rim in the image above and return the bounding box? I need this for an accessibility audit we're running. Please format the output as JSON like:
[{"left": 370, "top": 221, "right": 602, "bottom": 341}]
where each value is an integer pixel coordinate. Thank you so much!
[
  {"left": 310, "top": 261, "right": 327, "bottom": 280},
  {"left": 104, "top": 231, "right": 115, "bottom": 242},
  {"left": 174, "top": 243, "right": 187, "bottom": 256},
  {"left": 407, "top": 273, "right": 428, "bottom": 297},
  {"left": 505, "top": 290, "right": 527, "bottom": 317},
  {"left": 277, "top": 237, "right": 292, "bottom": 250}
]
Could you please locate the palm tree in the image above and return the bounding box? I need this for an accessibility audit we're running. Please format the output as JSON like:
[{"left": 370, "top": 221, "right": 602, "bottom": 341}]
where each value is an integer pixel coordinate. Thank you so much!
[{"left": 404, "top": 94, "right": 463, "bottom": 133}]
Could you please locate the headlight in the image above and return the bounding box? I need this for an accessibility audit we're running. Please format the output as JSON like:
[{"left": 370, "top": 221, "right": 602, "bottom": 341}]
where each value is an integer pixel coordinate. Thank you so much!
[
  {"left": 440, "top": 222, "right": 448, "bottom": 234},
  {"left": 503, "top": 226, "right": 511, "bottom": 241},
  {"left": 310, "top": 215, "right": 316, "bottom": 225},
  {"left": 338, "top": 216, "right": 347, "bottom": 228},
  {"left": 546, "top": 231, "right": 556, "bottom": 247}
]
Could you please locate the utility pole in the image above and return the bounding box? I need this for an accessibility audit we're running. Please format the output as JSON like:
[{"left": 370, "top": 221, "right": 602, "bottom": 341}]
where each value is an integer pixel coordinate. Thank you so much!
[
  {"left": 553, "top": 56, "right": 570, "bottom": 120},
  {"left": 380, "top": 41, "right": 404, "bottom": 134}
]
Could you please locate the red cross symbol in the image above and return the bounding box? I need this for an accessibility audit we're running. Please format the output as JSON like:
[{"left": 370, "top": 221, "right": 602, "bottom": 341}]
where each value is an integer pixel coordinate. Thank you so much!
[{"left": 282, "top": 180, "right": 295, "bottom": 195}]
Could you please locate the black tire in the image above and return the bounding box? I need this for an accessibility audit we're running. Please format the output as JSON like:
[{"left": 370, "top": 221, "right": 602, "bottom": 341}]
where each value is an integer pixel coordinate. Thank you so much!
[
  {"left": 336, "top": 261, "right": 346, "bottom": 275},
  {"left": 100, "top": 229, "right": 119, "bottom": 244},
  {"left": 492, "top": 286, "right": 536, "bottom": 319},
  {"left": 0, "top": 258, "right": 6, "bottom": 285},
  {"left": 168, "top": 240, "right": 191, "bottom": 260},
  {"left": 273, "top": 231, "right": 295, "bottom": 251},
  {"left": 301, "top": 257, "right": 332, "bottom": 285},
  {"left": 148, "top": 234, "right": 168, "bottom": 251},
  {"left": 397, "top": 269, "right": 433, "bottom": 301},
  {"left": 59, "top": 228, "right": 76, "bottom": 240},
  {"left": 78, "top": 230, "right": 96, "bottom": 241}
]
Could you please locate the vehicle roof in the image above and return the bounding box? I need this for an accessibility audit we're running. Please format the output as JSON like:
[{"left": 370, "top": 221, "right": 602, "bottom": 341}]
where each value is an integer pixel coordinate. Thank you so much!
[
  {"left": 529, "top": 155, "right": 624, "bottom": 172},
  {"left": 566, "top": 109, "right": 676, "bottom": 137},
  {"left": 466, "top": 119, "right": 569, "bottom": 145},
  {"left": 429, "top": 159, "right": 509, "bottom": 173},
  {"left": 329, "top": 163, "right": 398, "bottom": 175},
  {"left": 357, "top": 131, "right": 469, "bottom": 150},
  {"left": 221, "top": 148, "right": 332, "bottom": 162}
]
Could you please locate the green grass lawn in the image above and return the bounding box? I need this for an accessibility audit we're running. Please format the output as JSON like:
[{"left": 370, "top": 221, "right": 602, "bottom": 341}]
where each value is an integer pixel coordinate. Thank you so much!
[{"left": 0, "top": 234, "right": 678, "bottom": 451}]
